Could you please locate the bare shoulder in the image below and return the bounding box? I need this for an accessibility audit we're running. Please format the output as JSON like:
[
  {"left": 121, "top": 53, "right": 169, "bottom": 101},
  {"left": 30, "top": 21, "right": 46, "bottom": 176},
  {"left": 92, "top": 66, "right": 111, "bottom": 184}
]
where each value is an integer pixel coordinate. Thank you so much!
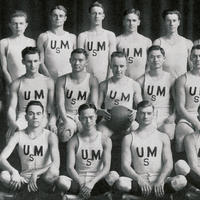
[
  {"left": 0, "top": 38, "right": 8, "bottom": 47},
  {"left": 78, "top": 31, "right": 87, "bottom": 39},
  {"left": 105, "top": 30, "right": 116, "bottom": 39},
  {"left": 101, "top": 133, "right": 112, "bottom": 147},
  {"left": 69, "top": 33, "right": 76, "bottom": 40},
  {"left": 99, "top": 79, "right": 108, "bottom": 91},
  {"left": 157, "top": 130, "right": 170, "bottom": 144},
  {"left": 136, "top": 74, "right": 145, "bottom": 87},
  {"left": 153, "top": 37, "right": 163, "bottom": 45},
  {"left": 175, "top": 73, "right": 186, "bottom": 85},
  {"left": 37, "top": 32, "right": 48, "bottom": 41},
  {"left": 48, "top": 130, "right": 58, "bottom": 142},
  {"left": 184, "top": 132, "right": 195, "bottom": 144}
]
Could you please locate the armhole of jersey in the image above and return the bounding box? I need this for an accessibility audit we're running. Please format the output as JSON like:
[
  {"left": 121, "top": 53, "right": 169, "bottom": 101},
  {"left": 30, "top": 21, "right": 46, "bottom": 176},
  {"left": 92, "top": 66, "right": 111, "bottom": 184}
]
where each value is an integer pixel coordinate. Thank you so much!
[
  {"left": 184, "top": 73, "right": 187, "bottom": 88},
  {"left": 43, "top": 32, "right": 49, "bottom": 50},
  {"left": 17, "top": 78, "right": 23, "bottom": 94},
  {"left": 4, "top": 38, "right": 9, "bottom": 57}
]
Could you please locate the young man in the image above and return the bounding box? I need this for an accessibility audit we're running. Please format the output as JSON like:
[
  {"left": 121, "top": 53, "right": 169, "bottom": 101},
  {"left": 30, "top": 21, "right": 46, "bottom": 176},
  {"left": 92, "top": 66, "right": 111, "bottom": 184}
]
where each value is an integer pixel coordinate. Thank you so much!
[
  {"left": 175, "top": 45, "right": 200, "bottom": 155},
  {"left": 117, "top": 100, "right": 187, "bottom": 198},
  {"left": 0, "top": 10, "right": 35, "bottom": 86},
  {"left": 153, "top": 9, "right": 193, "bottom": 78},
  {"left": 0, "top": 101, "right": 60, "bottom": 193},
  {"left": 137, "top": 45, "right": 175, "bottom": 140},
  {"left": 97, "top": 51, "right": 142, "bottom": 137},
  {"left": 117, "top": 8, "right": 152, "bottom": 80},
  {"left": 37, "top": 5, "right": 76, "bottom": 80},
  {"left": 78, "top": 1, "right": 116, "bottom": 82},
  {"left": 7, "top": 47, "right": 56, "bottom": 142},
  {"left": 56, "top": 48, "right": 98, "bottom": 142},
  {"left": 56, "top": 103, "right": 119, "bottom": 199}
]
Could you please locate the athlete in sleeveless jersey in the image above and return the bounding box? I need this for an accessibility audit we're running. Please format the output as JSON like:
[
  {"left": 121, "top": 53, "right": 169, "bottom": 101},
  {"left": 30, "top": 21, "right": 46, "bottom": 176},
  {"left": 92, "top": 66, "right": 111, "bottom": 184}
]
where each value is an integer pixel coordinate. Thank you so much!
[
  {"left": 56, "top": 104, "right": 119, "bottom": 199},
  {"left": 116, "top": 100, "right": 187, "bottom": 198},
  {"left": 153, "top": 9, "right": 192, "bottom": 78},
  {"left": 56, "top": 48, "right": 98, "bottom": 142},
  {"left": 78, "top": 2, "right": 116, "bottom": 83},
  {"left": 175, "top": 45, "right": 200, "bottom": 154},
  {"left": 98, "top": 51, "right": 142, "bottom": 137},
  {"left": 117, "top": 8, "right": 152, "bottom": 80},
  {"left": 7, "top": 47, "right": 56, "bottom": 142},
  {"left": 137, "top": 45, "right": 175, "bottom": 139},
  {"left": 0, "top": 101, "right": 59, "bottom": 193},
  {"left": 37, "top": 5, "right": 76, "bottom": 80},
  {"left": 0, "top": 10, "right": 35, "bottom": 87}
]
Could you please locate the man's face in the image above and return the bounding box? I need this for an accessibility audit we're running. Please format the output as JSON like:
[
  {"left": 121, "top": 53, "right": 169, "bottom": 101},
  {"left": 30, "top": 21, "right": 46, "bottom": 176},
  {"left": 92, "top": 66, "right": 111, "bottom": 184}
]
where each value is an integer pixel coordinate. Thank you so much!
[
  {"left": 136, "top": 106, "right": 154, "bottom": 126},
  {"left": 123, "top": 13, "right": 140, "bottom": 33},
  {"left": 70, "top": 53, "right": 87, "bottom": 72},
  {"left": 25, "top": 105, "right": 44, "bottom": 128},
  {"left": 191, "top": 49, "right": 200, "bottom": 69},
  {"left": 9, "top": 16, "right": 28, "bottom": 36},
  {"left": 79, "top": 108, "right": 97, "bottom": 130},
  {"left": 89, "top": 6, "right": 105, "bottom": 25},
  {"left": 50, "top": 9, "right": 66, "bottom": 27},
  {"left": 164, "top": 14, "right": 180, "bottom": 33},
  {"left": 111, "top": 56, "right": 127, "bottom": 79},
  {"left": 148, "top": 50, "right": 165, "bottom": 70},
  {"left": 23, "top": 53, "right": 41, "bottom": 74}
]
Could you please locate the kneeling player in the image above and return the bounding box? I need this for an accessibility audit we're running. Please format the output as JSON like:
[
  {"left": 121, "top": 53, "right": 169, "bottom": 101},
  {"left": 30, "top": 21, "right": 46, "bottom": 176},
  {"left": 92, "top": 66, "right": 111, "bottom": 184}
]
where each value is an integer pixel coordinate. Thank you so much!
[
  {"left": 116, "top": 100, "right": 187, "bottom": 198},
  {"left": 0, "top": 101, "right": 60, "bottom": 194},
  {"left": 56, "top": 103, "right": 119, "bottom": 199}
]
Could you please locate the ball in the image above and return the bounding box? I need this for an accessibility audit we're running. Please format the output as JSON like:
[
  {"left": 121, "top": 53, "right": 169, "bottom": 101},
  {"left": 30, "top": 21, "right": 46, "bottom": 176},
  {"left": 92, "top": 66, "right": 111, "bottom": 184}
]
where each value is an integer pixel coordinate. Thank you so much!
[{"left": 107, "top": 105, "right": 132, "bottom": 132}]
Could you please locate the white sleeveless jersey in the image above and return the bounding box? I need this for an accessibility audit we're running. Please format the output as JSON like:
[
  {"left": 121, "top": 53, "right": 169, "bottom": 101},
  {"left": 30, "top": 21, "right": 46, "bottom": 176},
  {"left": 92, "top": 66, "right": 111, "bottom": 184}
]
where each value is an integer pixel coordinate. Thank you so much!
[
  {"left": 44, "top": 31, "right": 74, "bottom": 80},
  {"left": 6, "top": 37, "right": 35, "bottom": 81},
  {"left": 184, "top": 72, "right": 200, "bottom": 113},
  {"left": 81, "top": 30, "right": 112, "bottom": 82},
  {"left": 104, "top": 76, "right": 136, "bottom": 110},
  {"left": 192, "top": 132, "right": 200, "bottom": 166},
  {"left": 117, "top": 34, "right": 151, "bottom": 80},
  {"left": 158, "top": 37, "right": 189, "bottom": 78},
  {"left": 18, "top": 74, "right": 48, "bottom": 114},
  {"left": 131, "top": 131, "right": 163, "bottom": 175},
  {"left": 143, "top": 72, "right": 172, "bottom": 110},
  {"left": 75, "top": 131, "right": 103, "bottom": 174},
  {"left": 17, "top": 129, "right": 51, "bottom": 172},
  {"left": 64, "top": 73, "right": 91, "bottom": 115}
]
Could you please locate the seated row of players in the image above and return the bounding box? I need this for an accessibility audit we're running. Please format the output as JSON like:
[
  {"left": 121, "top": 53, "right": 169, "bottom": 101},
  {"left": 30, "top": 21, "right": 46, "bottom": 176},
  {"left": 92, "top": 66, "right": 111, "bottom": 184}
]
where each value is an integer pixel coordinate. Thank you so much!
[
  {"left": 0, "top": 2, "right": 195, "bottom": 90},
  {"left": 0, "top": 100, "right": 195, "bottom": 199},
  {"left": 7, "top": 44, "right": 200, "bottom": 158}
]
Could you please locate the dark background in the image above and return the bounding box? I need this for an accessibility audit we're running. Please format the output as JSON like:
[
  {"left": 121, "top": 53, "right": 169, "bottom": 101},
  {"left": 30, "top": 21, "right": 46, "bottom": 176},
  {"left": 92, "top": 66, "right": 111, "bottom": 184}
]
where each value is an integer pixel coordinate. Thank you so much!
[{"left": 0, "top": 0, "right": 199, "bottom": 42}]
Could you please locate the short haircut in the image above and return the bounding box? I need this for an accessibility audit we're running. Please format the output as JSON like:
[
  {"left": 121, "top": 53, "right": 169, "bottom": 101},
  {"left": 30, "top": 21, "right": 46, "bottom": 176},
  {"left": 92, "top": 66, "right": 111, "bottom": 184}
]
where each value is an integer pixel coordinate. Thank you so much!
[
  {"left": 10, "top": 10, "right": 28, "bottom": 22},
  {"left": 191, "top": 45, "right": 200, "bottom": 54},
  {"left": 111, "top": 51, "right": 127, "bottom": 61},
  {"left": 137, "top": 100, "right": 154, "bottom": 111},
  {"left": 123, "top": 8, "right": 140, "bottom": 20},
  {"left": 50, "top": 5, "right": 67, "bottom": 16},
  {"left": 89, "top": 1, "right": 104, "bottom": 13},
  {"left": 71, "top": 48, "right": 88, "bottom": 59},
  {"left": 162, "top": 9, "right": 181, "bottom": 20},
  {"left": 25, "top": 100, "right": 44, "bottom": 113},
  {"left": 147, "top": 45, "right": 165, "bottom": 57},
  {"left": 22, "top": 47, "right": 40, "bottom": 60},
  {"left": 78, "top": 103, "right": 97, "bottom": 115}
]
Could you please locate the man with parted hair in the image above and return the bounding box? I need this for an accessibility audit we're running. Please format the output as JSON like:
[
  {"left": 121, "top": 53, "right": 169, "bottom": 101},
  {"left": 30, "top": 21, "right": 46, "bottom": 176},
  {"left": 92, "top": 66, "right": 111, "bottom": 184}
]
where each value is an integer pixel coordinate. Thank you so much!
[
  {"left": 0, "top": 100, "right": 60, "bottom": 195},
  {"left": 7, "top": 47, "right": 56, "bottom": 142},
  {"left": 116, "top": 100, "right": 187, "bottom": 199},
  {"left": 117, "top": 8, "right": 152, "bottom": 80},
  {"left": 37, "top": 5, "right": 76, "bottom": 80},
  {"left": 153, "top": 9, "right": 193, "bottom": 78},
  {"left": 78, "top": 1, "right": 116, "bottom": 83}
]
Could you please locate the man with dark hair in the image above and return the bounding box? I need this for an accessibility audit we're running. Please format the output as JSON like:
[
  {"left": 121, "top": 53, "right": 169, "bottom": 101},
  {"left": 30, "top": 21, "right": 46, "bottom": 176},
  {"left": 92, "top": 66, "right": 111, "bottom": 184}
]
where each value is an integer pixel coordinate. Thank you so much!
[
  {"left": 175, "top": 45, "right": 200, "bottom": 158},
  {"left": 37, "top": 5, "right": 76, "bottom": 80},
  {"left": 137, "top": 45, "right": 176, "bottom": 140},
  {"left": 0, "top": 100, "right": 60, "bottom": 195},
  {"left": 56, "top": 48, "right": 98, "bottom": 142},
  {"left": 78, "top": 1, "right": 116, "bottom": 82},
  {"left": 116, "top": 100, "right": 187, "bottom": 199},
  {"left": 7, "top": 47, "right": 56, "bottom": 142},
  {"left": 97, "top": 51, "right": 142, "bottom": 137},
  {"left": 117, "top": 8, "right": 152, "bottom": 80},
  {"left": 153, "top": 9, "right": 193, "bottom": 78},
  {"left": 56, "top": 103, "right": 119, "bottom": 199}
]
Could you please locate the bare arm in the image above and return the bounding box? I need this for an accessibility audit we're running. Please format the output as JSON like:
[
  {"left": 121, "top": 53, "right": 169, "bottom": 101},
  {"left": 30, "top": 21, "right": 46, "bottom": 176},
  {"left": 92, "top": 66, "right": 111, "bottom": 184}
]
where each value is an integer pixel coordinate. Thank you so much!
[
  {"left": 133, "top": 81, "right": 143, "bottom": 108},
  {"left": 70, "top": 33, "right": 77, "bottom": 49},
  {"left": 0, "top": 39, "right": 12, "bottom": 85},
  {"left": 184, "top": 134, "right": 200, "bottom": 176},
  {"left": 187, "top": 40, "right": 193, "bottom": 70},
  {"left": 77, "top": 32, "right": 86, "bottom": 49},
  {"left": 37, "top": 33, "right": 50, "bottom": 77},
  {"left": 89, "top": 75, "right": 99, "bottom": 107}
]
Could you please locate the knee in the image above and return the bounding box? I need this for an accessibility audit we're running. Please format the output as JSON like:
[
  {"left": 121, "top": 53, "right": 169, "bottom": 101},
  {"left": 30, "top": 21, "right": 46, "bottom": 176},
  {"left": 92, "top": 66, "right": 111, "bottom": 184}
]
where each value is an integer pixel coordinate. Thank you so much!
[
  {"left": 56, "top": 175, "right": 72, "bottom": 192},
  {"left": 43, "top": 166, "right": 59, "bottom": 184},
  {"left": 175, "top": 160, "right": 190, "bottom": 175},
  {"left": 170, "top": 175, "right": 187, "bottom": 191},
  {"left": 105, "top": 171, "right": 120, "bottom": 186},
  {"left": 0, "top": 171, "right": 11, "bottom": 185},
  {"left": 116, "top": 177, "right": 132, "bottom": 192}
]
